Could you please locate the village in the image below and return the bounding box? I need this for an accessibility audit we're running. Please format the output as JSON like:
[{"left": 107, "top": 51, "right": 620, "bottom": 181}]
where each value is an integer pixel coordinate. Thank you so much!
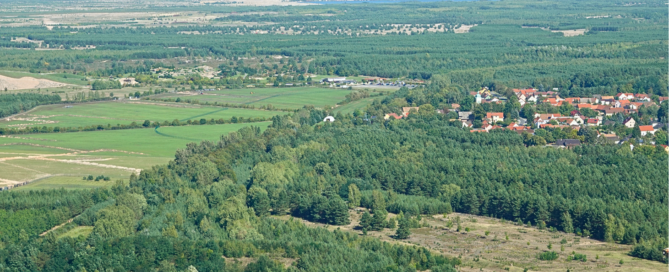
[{"left": 384, "top": 86, "right": 668, "bottom": 150}]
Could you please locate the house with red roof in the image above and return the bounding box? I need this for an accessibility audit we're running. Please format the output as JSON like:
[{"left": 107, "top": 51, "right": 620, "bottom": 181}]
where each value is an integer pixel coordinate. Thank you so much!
[
  {"left": 634, "top": 94, "right": 651, "bottom": 101},
  {"left": 639, "top": 125, "right": 656, "bottom": 136},
  {"left": 586, "top": 118, "right": 600, "bottom": 126},
  {"left": 604, "top": 108, "right": 624, "bottom": 116},
  {"left": 614, "top": 100, "right": 631, "bottom": 108},
  {"left": 555, "top": 117, "right": 580, "bottom": 126},
  {"left": 543, "top": 98, "right": 560, "bottom": 106},
  {"left": 486, "top": 112, "right": 504, "bottom": 123},
  {"left": 384, "top": 113, "right": 403, "bottom": 120}
]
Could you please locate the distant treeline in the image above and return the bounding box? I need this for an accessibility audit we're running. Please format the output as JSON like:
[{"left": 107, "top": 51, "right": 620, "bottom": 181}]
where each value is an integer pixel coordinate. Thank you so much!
[{"left": 0, "top": 114, "right": 270, "bottom": 135}]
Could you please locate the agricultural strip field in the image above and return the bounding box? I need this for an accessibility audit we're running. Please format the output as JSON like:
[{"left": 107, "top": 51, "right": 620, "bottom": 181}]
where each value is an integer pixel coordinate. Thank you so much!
[
  {"left": 0, "top": 122, "right": 270, "bottom": 189},
  {"left": 157, "top": 87, "right": 356, "bottom": 109},
  {"left": 0, "top": 101, "right": 283, "bottom": 129},
  {"left": 333, "top": 96, "right": 380, "bottom": 114},
  {"left": 12, "top": 176, "right": 117, "bottom": 191}
]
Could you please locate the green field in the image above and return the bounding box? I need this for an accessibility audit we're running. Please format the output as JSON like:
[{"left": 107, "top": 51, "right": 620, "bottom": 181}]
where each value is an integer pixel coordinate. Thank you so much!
[
  {"left": 12, "top": 176, "right": 116, "bottom": 191},
  {"left": 0, "top": 122, "right": 270, "bottom": 187},
  {"left": 57, "top": 226, "right": 94, "bottom": 239},
  {"left": 0, "top": 101, "right": 283, "bottom": 129},
  {"left": 333, "top": 96, "right": 381, "bottom": 114},
  {"left": 158, "top": 87, "right": 355, "bottom": 109}
]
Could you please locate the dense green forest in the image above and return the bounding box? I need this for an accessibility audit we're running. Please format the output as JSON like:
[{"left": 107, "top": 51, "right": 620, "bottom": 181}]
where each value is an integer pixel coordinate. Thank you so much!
[
  {"left": 2, "top": 104, "right": 664, "bottom": 270},
  {"left": 0, "top": 93, "right": 62, "bottom": 118},
  {"left": 0, "top": 0, "right": 666, "bottom": 96},
  {"left": 0, "top": 0, "right": 667, "bottom": 270}
]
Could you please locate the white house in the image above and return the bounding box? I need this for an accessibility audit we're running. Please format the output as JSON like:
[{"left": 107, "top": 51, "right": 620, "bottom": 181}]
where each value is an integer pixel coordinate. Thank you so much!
[
  {"left": 639, "top": 125, "right": 656, "bottom": 136},
  {"left": 623, "top": 117, "right": 636, "bottom": 128}
]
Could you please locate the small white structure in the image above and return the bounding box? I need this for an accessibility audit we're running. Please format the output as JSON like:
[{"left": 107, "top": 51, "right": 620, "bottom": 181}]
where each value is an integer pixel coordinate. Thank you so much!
[{"left": 323, "top": 116, "right": 335, "bottom": 122}]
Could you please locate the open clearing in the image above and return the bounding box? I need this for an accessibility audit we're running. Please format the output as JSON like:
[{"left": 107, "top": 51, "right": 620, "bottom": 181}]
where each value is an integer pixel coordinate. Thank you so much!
[
  {"left": 157, "top": 87, "right": 355, "bottom": 109},
  {"left": 0, "top": 122, "right": 270, "bottom": 189},
  {"left": 333, "top": 96, "right": 380, "bottom": 114},
  {"left": 0, "top": 74, "right": 67, "bottom": 90},
  {"left": 57, "top": 226, "right": 94, "bottom": 239},
  {"left": 552, "top": 29, "right": 588, "bottom": 37},
  {"left": 278, "top": 211, "right": 666, "bottom": 272},
  {"left": 0, "top": 101, "right": 283, "bottom": 129}
]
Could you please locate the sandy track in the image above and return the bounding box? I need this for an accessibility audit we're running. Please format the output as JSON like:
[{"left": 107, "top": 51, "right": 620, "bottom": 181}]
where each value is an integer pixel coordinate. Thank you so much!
[
  {"left": 0, "top": 75, "right": 66, "bottom": 90},
  {"left": 34, "top": 157, "right": 141, "bottom": 174}
]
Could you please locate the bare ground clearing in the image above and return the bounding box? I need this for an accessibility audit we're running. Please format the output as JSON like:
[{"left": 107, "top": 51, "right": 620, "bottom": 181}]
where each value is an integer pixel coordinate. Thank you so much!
[
  {"left": 0, "top": 75, "right": 66, "bottom": 90},
  {"left": 275, "top": 211, "right": 666, "bottom": 272}
]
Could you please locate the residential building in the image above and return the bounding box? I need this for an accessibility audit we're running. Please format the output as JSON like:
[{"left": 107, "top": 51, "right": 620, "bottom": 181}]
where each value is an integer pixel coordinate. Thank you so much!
[
  {"left": 639, "top": 125, "right": 656, "bottom": 136},
  {"left": 586, "top": 118, "right": 600, "bottom": 126},
  {"left": 458, "top": 111, "right": 473, "bottom": 121},
  {"left": 623, "top": 117, "right": 636, "bottom": 128},
  {"left": 384, "top": 113, "right": 403, "bottom": 120},
  {"left": 616, "top": 93, "right": 634, "bottom": 100},
  {"left": 402, "top": 107, "right": 419, "bottom": 116},
  {"left": 556, "top": 139, "right": 581, "bottom": 149},
  {"left": 486, "top": 112, "right": 504, "bottom": 123}
]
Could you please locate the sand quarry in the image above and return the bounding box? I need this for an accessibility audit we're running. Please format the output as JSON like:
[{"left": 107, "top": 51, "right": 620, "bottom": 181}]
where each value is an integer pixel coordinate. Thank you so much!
[{"left": 0, "top": 75, "right": 66, "bottom": 90}]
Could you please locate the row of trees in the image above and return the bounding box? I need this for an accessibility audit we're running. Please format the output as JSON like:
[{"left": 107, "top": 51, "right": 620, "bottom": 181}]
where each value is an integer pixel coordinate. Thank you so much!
[{"left": 0, "top": 93, "right": 61, "bottom": 118}]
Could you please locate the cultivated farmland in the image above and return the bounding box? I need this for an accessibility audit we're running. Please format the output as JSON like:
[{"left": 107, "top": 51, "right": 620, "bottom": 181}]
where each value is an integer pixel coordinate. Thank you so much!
[
  {"left": 0, "top": 122, "right": 270, "bottom": 189},
  {"left": 0, "top": 101, "right": 283, "bottom": 129},
  {"left": 157, "top": 86, "right": 356, "bottom": 109}
]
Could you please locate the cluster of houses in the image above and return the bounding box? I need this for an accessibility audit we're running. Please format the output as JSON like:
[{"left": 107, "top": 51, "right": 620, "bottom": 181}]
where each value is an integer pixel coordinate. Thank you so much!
[
  {"left": 321, "top": 77, "right": 419, "bottom": 89},
  {"left": 383, "top": 107, "right": 419, "bottom": 120},
  {"left": 382, "top": 87, "right": 667, "bottom": 148}
]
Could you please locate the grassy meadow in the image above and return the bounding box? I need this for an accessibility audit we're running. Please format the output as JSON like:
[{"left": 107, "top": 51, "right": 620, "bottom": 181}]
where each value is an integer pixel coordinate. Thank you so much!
[
  {"left": 0, "top": 122, "right": 270, "bottom": 189},
  {"left": 0, "top": 101, "right": 283, "bottom": 129},
  {"left": 12, "top": 176, "right": 117, "bottom": 191},
  {"left": 158, "top": 86, "right": 355, "bottom": 109}
]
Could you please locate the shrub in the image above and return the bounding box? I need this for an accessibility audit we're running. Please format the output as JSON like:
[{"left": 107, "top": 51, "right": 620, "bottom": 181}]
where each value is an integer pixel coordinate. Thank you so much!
[{"left": 537, "top": 251, "right": 559, "bottom": 261}]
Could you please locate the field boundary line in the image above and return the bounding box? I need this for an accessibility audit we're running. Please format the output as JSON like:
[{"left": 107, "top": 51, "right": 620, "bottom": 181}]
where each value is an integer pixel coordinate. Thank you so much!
[{"left": 179, "top": 107, "right": 229, "bottom": 121}]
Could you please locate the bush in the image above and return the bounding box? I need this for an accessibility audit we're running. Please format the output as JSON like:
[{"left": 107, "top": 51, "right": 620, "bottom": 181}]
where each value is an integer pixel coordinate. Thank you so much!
[
  {"left": 567, "top": 253, "right": 587, "bottom": 262},
  {"left": 537, "top": 251, "right": 559, "bottom": 261}
]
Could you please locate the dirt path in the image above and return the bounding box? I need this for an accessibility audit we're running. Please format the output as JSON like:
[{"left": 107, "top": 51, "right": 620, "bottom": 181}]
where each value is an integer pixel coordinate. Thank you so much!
[
  {"left": 39, "top": 217, "right": 75, "bottom": 236},
  {"left": 35, "top": 157, "right": 141, "bottom": 174}
]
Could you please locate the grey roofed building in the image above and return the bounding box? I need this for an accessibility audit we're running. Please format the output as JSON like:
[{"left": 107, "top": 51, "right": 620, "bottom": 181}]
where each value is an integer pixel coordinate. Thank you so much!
[
  {"left": 603, "top": 120, "right": 616, "bottom": 126},
  {"left": 517, "top": 117, "right": 527, "bottom": 126},
  {"left": 458, "top": 111, "right": 473, "bottom": 121},
  {"left": 652, "top": 122, "right": 665, "bottom": 130},
  {"left": 604, "top": 136, "right": 620, "bottom": 144},
  {"left": 556, "top": 139, "right": 581, "bottom": 148}
]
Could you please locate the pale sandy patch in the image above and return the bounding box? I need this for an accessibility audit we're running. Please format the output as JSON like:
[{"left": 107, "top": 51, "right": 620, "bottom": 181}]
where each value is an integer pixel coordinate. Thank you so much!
[
  {"left": 453, "top": 24, "right": 477, "bottom": 33},
  {"left": 551, "top": 29, "right": 587, "bottom": 37},
  {"left": 0, "top": 75, "right": 66, "bottom": 90}
]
